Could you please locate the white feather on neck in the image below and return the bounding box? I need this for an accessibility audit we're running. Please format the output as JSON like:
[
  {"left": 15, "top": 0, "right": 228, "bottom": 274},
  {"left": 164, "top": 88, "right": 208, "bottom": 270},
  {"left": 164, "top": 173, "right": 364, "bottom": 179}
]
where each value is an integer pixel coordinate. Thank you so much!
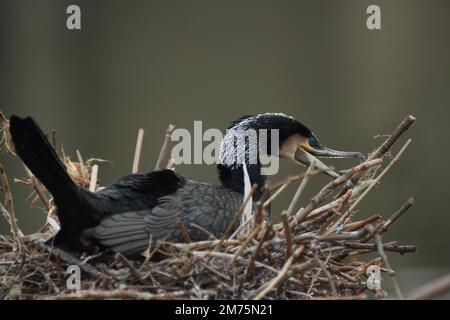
[{"left": 240, "top": 163, "right": 254, "bottom": 235}]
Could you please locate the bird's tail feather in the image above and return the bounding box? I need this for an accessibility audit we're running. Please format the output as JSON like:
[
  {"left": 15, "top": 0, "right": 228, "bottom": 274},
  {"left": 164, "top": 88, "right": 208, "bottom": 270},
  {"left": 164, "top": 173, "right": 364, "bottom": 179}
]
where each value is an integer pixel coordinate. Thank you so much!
[
  {"left": 9, "top": 116, "right": 106, "bottom": 250},
  {"left": 9, "top": 116, "right": 81, "bottom": 218}
]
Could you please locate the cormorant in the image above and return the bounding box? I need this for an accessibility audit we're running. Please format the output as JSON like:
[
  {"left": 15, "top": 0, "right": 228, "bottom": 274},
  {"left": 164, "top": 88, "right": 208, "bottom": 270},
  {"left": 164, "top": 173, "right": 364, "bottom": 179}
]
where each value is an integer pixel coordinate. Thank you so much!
[{"left": 9, "top": 113, "right": 364, "bottom": 256}]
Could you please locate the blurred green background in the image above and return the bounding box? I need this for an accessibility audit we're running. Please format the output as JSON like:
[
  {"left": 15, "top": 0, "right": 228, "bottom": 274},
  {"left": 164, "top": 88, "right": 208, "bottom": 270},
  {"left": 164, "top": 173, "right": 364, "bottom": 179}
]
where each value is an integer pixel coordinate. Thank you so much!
[{"left": 1, "top": 0, "right": 449, "bottom": 296}]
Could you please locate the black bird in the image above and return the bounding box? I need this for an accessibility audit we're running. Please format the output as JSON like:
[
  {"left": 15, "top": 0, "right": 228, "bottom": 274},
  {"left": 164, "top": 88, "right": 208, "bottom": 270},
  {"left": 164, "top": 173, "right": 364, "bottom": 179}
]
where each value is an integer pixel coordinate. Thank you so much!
[{"left": 9, "top": 113, "right": 365, "bottom": 256}]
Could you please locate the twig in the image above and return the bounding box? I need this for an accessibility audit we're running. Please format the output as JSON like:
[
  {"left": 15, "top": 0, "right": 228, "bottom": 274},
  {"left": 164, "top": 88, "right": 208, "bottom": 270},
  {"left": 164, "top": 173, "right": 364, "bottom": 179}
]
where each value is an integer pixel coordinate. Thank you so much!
[
  {"left": 311, "top": 226, "right": 371, "bottom": 241},
  {"left": 165, "top": 239, "right": 241, "bottom": 250},
  {"left": 267, "top": 168, "right": 328, "bottom": 192},
  {"left": 132, "top": 128, "right": 145, "bottom": 174},
  {"left": 310, "top": 294, "right": 367, "bottom": 300},
  {"left": 0, "top": 202, "right": 16, "bottom": 234},
  {"left": 176, "top": 219, "right": 192, "bottom": 243},
  {"left": 0, "top": 112, "right": 15, "bottom": 154},
  {"left": 369, "top": 115, "right": 416, "bottom": 160},
  {"left": 43, "top": 245, "right": 106, "bottom": 279},
  {"left": 344, "top": 214, "right": 382, "bottom": 232},
  {"left": 336, "top": 115, "right": 416, "bottom": 197},
  {"left": 229, "top": 213, "right": 254, "bottom": 239},
  {"left": 292, "top": 159, "right": 383, "bottom": 227},
  {"left": 49, "top": 288, "right": 214, "bottom": 300},
  {"left": 244, "top": 223, "right": 273, "bottom": 279},
  {"left": 252, "top": 245, "right": 305, "bottom": 300},
  {"left": 115, "top": 253, "right": 143, "bottom": 281},
  {"left": 379, "top": 197, "right": 414, "bottom": 233},
  {"left": 343, "top": 241, "right": 416, "bottom": 254},
  {"left": 375, "top": 233, "right": 403, "bottom": 299},
  {"left": 281, "top": 212, "right": 293, "bottom": 259},
  {"left": 263, "top": 182, "right": 289, "bottom": 208},
  {"left": 192, "top": 251, "right": 280, "bottom": 274},
  {"left": 155, "top": 124, "right": 175, "bottom": 171},
  {"left": 314, "top": 247, "right": 337, "bottom": 296},
  {"left": 76, "top": 150, "right": 88, "bottom": 178},
  {"left": 22, "top": 165, "right": 51, "bottom": 211},
  {"left": 0, "top": 164, "right": 25, "bottom": 242},
  {"left": 337, "top": 139, "right": 412, "bottom": 227},
  {"left": 166, "top": 158, "right": 176, "bottom": 170},
  {"left": 406, "top": 273, "right": 450, "bottom": 300},
  {"left": 89, "top": 164, "right": 98, "bottom": 192},
  {"left": 190, "top": 223, "right": 216, "bottom": 240},
  {"left": 231, "top": 223, "right": 261, "bottom": 264},
  {"left": 286, "top": 160, "right": 315, "bottom": 215}
]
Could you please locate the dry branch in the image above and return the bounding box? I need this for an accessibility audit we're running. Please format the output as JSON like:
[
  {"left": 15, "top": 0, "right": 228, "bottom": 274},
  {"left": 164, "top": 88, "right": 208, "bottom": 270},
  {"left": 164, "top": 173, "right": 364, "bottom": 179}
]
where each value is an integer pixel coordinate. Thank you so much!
[
  {"left": 406, "top": 273, "right": 450, "bottom": 300},
  {"left": 132, "top": 128, "right": 145, "bottom": 174},
  {"left": 155, "top": 124, "right": 175, "bottom": 170}
]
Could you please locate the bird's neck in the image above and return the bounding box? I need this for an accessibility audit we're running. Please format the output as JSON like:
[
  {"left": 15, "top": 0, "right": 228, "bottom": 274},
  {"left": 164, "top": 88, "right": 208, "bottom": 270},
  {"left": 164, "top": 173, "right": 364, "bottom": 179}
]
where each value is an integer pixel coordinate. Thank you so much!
[{"left": 217, "top": 163, "right": 266, "bottom": 202}]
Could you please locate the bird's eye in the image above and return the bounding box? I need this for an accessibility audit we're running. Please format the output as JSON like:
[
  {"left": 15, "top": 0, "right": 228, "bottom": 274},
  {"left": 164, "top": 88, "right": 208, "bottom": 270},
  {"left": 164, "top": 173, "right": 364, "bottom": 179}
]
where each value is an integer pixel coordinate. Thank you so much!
[{"left": 309, "top": 135, "right": 318, "bottom": 147}]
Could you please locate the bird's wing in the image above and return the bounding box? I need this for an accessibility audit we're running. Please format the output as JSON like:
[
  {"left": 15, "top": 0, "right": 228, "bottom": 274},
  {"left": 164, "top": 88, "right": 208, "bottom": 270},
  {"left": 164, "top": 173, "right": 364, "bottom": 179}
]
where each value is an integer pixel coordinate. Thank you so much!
[
  {"left": 87, "top": 195, "right": 184, "bottom": 255},
  {"left": 86, "top": 210, "right": 152, "bottom": 255},
  {"left": 88, "top": 181, "right": 243, "bottom": 256},
  {"left": 175, "top": 181, "right": 243, "bottom": 240},
  {"left": 92, "top": 169, "right": 183, "bottom": 219}
]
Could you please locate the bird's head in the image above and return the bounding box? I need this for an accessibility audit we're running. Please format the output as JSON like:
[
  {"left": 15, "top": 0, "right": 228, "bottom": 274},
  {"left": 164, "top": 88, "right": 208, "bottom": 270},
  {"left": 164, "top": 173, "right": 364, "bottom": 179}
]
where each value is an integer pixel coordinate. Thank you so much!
[{"left": 220, "top": 113, "right": 365, "bottom": 178}]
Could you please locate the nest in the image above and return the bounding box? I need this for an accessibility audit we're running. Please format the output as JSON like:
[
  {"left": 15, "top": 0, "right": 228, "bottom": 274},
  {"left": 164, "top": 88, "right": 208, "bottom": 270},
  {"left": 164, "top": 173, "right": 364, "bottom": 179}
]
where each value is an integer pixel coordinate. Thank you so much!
[{"left": 0, "top": 114, "right": 417, "bottom": 300}]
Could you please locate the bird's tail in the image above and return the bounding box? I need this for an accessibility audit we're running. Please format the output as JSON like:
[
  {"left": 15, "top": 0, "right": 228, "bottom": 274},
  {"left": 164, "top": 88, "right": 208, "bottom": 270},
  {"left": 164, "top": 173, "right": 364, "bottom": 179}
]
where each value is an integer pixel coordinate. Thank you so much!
[{"left": 9, "top": 116, "right": 84, "bottom": 221}]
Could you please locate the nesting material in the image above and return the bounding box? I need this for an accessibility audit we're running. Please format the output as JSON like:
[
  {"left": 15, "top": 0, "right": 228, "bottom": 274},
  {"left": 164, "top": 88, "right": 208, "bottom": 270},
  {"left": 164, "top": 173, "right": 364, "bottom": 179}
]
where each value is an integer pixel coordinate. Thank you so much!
[{"left": 0, "top": 115, "right": 417, "bottom": 300}]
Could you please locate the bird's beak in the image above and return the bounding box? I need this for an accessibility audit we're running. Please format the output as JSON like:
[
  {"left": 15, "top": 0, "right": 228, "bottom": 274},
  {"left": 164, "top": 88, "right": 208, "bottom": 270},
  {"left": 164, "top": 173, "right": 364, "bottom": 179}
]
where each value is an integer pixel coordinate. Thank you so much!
[
  {"left": 293, "top": 140, "right": 366, "bottom": 180},
  {"left": 298, "top": 141, "right": 366, "bottom": 161}
]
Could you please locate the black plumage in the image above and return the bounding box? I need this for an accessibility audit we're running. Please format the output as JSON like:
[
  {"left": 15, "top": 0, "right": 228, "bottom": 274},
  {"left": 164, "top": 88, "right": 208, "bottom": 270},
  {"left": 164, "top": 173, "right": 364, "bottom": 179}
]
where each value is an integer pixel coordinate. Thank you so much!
[{"left": 89, "top": 177, "right": 242, "bottom": 255}]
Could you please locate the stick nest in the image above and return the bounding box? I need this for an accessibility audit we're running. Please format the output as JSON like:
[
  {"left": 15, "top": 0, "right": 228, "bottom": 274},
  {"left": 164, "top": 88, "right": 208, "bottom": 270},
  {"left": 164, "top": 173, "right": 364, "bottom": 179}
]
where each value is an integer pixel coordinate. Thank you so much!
[{"left": 0, "top": 114, "right": 417, "bottom": 300}]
